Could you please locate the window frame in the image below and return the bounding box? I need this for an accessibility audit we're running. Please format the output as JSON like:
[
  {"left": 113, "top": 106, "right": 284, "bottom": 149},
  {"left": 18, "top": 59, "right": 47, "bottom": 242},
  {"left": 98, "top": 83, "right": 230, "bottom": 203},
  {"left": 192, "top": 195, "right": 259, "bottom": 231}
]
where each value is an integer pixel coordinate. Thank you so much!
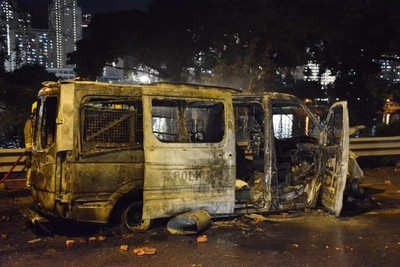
[
  {"left": 151, "top": 98, "right": 226, "bottom": 144},
  {"left": 79, "top": 96, "right": 143, "bottom": 153}
]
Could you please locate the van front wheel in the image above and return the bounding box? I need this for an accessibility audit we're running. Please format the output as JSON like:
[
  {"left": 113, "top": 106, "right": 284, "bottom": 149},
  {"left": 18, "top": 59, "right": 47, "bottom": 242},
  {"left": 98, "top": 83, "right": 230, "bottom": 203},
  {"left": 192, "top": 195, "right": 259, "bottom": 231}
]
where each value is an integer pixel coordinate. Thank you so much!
[{"left": 120, "top": 201, "right": 151, "bottom": 232}]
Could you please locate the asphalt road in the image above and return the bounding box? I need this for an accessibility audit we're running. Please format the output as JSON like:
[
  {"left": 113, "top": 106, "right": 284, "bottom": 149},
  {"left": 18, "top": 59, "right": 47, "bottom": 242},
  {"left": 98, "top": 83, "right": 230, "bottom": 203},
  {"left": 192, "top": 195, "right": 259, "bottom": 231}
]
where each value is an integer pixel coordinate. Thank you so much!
[{"left": 0, "top": 167, "right": 399, "bottom": 267}]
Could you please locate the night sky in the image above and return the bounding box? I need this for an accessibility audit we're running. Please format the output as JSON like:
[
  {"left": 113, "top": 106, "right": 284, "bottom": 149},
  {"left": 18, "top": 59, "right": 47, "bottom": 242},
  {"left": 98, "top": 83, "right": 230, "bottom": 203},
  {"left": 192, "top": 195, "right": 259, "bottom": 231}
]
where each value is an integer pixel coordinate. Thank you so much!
[
  {"left": 13, "top": 0, "right": 152, "bottom": 28},
  {"left": 78, "top": 0, "right": 152, "bottom": 13}
]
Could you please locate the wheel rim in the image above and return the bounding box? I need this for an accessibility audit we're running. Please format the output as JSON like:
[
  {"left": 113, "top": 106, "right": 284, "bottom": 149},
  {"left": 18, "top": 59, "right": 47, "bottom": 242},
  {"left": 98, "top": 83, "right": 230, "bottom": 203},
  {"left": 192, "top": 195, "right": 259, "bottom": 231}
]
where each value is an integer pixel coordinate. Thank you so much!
[{"left": 123, "top": 202, "right": 150, "bottom": 231}]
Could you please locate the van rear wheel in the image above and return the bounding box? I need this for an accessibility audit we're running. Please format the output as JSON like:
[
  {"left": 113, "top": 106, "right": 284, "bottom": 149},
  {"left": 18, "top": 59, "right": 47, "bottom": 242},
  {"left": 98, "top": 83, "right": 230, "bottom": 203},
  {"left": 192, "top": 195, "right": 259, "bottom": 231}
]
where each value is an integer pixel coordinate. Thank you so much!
[{"left": 120, "top": 201, "right": 151, "bottom": 232}]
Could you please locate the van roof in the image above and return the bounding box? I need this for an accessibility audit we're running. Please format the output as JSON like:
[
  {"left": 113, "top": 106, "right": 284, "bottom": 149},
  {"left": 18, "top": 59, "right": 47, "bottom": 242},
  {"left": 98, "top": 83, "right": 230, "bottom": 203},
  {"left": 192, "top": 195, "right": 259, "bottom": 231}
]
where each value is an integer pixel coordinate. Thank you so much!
[
  {"left": 42, "top": 80, "right": 241, "bottom": 93},
  {"left": 234, "top": 91, "right": 300, "bottom": 101}
]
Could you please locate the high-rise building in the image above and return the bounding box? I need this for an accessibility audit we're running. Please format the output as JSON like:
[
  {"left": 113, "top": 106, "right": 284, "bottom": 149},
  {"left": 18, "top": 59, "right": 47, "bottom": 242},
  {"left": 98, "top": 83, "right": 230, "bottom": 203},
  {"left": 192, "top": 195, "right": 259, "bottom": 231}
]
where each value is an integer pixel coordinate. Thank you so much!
[
  {"left": 49, "top": 0, "right": 82, "bottom": 68},
  {"left": 0, "top": 0, "right": 55, "bottom": 71},
  {"left": 25, "top": 29, "right": 54, "bottom": 67},
  {"left": 292, "top": 61, "right": 336, "bottom": 86},
  {"left": 0, "top": 0, "right": 30, "bottom": 71},
  {"left": 378, "top": 55, "right": 400, "bottom": 84}
]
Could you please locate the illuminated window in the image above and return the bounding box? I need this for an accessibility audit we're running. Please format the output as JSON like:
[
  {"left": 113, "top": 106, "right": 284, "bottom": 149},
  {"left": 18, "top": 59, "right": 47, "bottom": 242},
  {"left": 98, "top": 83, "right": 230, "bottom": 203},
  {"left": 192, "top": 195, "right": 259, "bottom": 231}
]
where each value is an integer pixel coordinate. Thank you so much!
[
  {"left": 272, "top": 102, "right": 319, "bottom": 140},
  {"left": 152, "top": 99, "right": 225, "bottom": 143}
]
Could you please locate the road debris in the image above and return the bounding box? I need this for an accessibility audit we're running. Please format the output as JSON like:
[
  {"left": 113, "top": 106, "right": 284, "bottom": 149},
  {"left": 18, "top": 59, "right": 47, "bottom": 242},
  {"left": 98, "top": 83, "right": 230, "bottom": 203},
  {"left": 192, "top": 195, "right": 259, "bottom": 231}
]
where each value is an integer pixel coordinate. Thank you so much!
[
  {"left": 66, "top": 240, "right": 75, "bottom": 247},
  {"left": 62, "top": 236, "right": 106, "bottom": 247},
  {"left": 121, "top": 233, "right": 134, "bottom": 239},
  {"left": 28, "top": 238, "right": 41, "bottom": 244},
  {"left": 167, "top": 210, "right": 211, "bottom": 235},
  {"left": 120, "top": 245, "right": 129, "bottom": 251},
  {"left": 133, "top": 247, "right": 157, "bottom": 256},
  {"left": 245, "top": 214, "right": 268, "bottom": 223},
  {"left": 212, "top": 218, "right": 251, "bottom": 230},
  {"left": 197, "top": 235, "right": 208, "bottom": 243},
  {"left": 244, "top": 213, "right": 298, "bottom": 223}
]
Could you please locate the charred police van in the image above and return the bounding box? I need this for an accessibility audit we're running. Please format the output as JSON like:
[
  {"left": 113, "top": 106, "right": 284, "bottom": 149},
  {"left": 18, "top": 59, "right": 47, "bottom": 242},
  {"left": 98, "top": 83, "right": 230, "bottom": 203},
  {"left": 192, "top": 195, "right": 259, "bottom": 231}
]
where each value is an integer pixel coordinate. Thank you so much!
[{"left": 29, "top": 81, "right": 349, "bottom": 231}]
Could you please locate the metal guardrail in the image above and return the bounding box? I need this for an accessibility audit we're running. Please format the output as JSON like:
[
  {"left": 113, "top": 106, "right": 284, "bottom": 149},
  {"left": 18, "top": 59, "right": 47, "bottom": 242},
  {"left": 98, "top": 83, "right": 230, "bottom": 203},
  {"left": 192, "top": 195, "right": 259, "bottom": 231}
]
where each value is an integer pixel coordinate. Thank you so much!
[
  {"left": 350, "top": 136, "right": 400, "bottom": 157},
  {"left": 0, "top": 137, "right": 399, "bottom": 175},
  {"left": 0, "top": 149, "right": 26, "bottom": 174}
]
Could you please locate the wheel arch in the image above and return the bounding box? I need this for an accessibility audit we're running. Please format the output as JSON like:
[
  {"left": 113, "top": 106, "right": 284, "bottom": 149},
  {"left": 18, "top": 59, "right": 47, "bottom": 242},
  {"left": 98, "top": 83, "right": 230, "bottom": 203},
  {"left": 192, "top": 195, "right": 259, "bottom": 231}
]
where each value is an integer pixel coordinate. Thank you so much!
[{"left": 108, "top": 185, "right": 143, "bottom": 226}]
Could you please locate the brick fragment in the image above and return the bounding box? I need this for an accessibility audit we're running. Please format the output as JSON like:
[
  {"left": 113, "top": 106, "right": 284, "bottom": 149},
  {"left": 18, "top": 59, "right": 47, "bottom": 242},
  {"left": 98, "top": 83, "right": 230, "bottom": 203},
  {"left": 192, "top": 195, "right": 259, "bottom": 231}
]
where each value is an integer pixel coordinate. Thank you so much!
[
  {"left": 143, "top": 247, "right": 157, "bottom": 255},
  {"left": 136, "top": 249, "right": 146, "bottom": 256},
  {"left": 197, "top": 235, "right": 208, "bottom": 243},
  {"left": 66, "top": 240, "right": 75, "bottom": 247},
  {"left": 133, "top": 248, "right": 143, "bottom": 254},
  {"left": 133, "top": 247, "right": 157, "bottom": 256},
  {"left": 120, "top": 245, "right": 129, "bottom": 251}
]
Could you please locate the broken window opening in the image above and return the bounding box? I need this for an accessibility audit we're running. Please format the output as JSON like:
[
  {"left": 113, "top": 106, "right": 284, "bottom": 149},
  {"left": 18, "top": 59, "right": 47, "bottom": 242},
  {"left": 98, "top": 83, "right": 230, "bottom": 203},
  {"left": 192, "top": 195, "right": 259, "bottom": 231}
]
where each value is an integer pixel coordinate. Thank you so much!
[
  {"left": 233, "top": 103, "right": 267, "bottom": 208},
  {"left": 32, "top": 98, "right": 41, "bottom": 149},
  {"left": 325, "top": 105, "right": 344, "bottom": 147},
  {"left": 234, "top": 103, "right": 265, "bottom": 182},
  {"left": 37, "top": 96, "right": 57, "bottom": 149},
  {"left": 151, "top": 99, "right": 225, "bottom": 143},
  {"left": 271, "top": 101, "right": 322, "bottom": 208},
  {"left": 272, "top": 102, "right": 319, "bottom": 140}
]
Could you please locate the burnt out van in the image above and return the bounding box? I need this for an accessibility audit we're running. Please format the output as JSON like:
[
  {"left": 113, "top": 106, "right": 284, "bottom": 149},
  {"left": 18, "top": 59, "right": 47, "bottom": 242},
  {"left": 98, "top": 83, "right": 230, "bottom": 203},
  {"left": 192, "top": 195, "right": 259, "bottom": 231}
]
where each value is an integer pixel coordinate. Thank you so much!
[
  {"left": 30, "top": 81, "right": 350, "bottom": 232},
  {"left": 30, "top": 81, "right": 237, "bottom": 231}
]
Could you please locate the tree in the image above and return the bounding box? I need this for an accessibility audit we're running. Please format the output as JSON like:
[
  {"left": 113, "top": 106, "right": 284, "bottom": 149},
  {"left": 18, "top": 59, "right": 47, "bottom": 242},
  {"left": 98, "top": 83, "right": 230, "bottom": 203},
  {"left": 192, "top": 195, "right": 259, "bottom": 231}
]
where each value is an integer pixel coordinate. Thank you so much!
[
  {"left": 69, "top": 0, "right": 322, "bottom": 85},
  {"left": 69, "top": 0, "right": 400, "bottom": 125},
  {"left": 0, "top": 65, "right": 58, "bottom": 147}
]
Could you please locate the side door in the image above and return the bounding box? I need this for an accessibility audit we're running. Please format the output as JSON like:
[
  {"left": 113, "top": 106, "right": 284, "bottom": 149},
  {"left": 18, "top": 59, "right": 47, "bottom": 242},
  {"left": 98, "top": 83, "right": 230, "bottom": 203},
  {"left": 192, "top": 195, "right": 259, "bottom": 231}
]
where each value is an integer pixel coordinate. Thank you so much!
[
  {"left": 320, "top": 101, "right": 349, "bottom": 216},
  {"left": 142, "top": 95, "right": 236, "bottom": 219}
]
